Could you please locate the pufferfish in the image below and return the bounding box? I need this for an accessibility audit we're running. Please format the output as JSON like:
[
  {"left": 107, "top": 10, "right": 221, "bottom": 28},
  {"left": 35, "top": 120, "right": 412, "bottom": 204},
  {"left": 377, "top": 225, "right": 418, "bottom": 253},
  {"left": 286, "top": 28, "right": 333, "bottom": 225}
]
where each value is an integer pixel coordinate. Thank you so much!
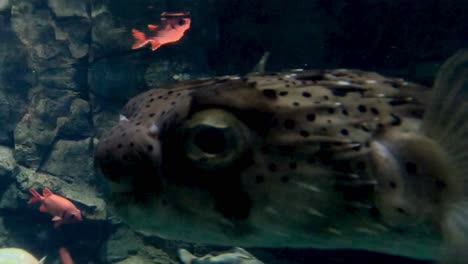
[{"left": 95, "top": 50, "right": 468, "bottom": 263}]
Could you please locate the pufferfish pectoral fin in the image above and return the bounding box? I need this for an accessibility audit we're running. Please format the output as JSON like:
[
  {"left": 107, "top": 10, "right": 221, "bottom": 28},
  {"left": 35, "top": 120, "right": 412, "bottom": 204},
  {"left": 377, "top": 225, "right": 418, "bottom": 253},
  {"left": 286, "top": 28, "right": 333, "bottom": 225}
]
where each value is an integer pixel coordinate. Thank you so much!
[
  {"left": 369, "top": 50, "right": 468, "bottom": 264},
  {"left": 420, "top": 50, "right": 468, "bottom": 264}
]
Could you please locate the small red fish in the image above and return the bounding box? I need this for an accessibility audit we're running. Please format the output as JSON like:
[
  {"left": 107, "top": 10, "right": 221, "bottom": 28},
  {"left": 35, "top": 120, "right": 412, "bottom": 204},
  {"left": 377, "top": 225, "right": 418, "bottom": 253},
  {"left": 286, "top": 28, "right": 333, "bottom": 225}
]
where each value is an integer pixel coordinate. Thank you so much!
[
  {"left": 59, "top": 247, "right": 74, "bottom": 264},
  {"left": 131, "top": 11, "right": 191, "bottom": 51},
  {"left": 28, "top": 188, "right": 82, "bottom": 228}
]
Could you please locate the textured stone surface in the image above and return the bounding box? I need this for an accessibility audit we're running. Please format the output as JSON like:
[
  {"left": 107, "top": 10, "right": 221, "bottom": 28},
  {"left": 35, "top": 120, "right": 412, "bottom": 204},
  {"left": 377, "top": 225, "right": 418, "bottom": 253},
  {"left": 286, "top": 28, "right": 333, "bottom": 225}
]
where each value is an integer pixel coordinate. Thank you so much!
[
  {"left": 57, "top": 98, "right": 91, "bottom": 137},
  {"left": 41, "top": 138, "right": 94, "bottom": 182},
  {"left": 14, "top": 89, "right": 79, "bottom": 168},
  {"left": 48, "top": 0, "right": 89, "bottom": 18},
  {"left": 104, "top": 226, "right": 143, "bottom": 263},
  {"left": 0, "top": 146, "right": 15, "bottom": 179}
]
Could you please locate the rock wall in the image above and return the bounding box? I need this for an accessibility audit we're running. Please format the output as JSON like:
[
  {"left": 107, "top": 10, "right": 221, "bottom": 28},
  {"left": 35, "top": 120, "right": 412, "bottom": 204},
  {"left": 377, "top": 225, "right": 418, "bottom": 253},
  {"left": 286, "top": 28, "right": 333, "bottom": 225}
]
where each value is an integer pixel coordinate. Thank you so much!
[{"left": 0, "top": 0, "right": 465, "bottom": 263}]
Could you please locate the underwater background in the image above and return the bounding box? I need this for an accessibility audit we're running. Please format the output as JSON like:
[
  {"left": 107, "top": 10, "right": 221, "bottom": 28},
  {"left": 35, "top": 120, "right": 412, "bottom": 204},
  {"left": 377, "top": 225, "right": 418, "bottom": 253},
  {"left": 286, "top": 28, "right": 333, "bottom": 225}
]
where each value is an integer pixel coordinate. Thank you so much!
[{"left": 0, "top": 0, "right": 467, "bottom": 263}]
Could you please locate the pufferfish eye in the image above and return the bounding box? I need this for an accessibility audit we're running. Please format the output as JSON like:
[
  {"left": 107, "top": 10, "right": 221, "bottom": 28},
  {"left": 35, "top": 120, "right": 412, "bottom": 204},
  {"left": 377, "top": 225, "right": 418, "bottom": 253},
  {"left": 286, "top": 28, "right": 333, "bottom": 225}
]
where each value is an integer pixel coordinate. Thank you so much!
[{"left": 180, "top": 109, "right": 250, "bottom": 170}]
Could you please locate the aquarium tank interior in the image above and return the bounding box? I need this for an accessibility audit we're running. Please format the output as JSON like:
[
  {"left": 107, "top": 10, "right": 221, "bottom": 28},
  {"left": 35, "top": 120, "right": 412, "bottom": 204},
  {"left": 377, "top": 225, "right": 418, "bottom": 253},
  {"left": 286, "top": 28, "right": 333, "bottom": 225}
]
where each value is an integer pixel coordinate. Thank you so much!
[{"left": 0, "top": 0, "right": 467, "bottom": 263}]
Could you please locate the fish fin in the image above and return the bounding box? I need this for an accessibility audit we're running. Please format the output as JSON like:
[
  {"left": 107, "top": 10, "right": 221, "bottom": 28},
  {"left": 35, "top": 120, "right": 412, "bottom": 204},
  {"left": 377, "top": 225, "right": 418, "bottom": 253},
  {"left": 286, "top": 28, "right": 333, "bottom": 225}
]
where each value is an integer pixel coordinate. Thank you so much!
[
  {"left": 131, "top": 29, "right": 149, "bottom": 49},
  {"left": 52, "top": 216, "right": 62, "bottom": 221},
  {"left": 232, "top": 247, "right": 256, "bottom": 258},
  {"left": 28, "top": 188, "right": 42, "bottom": 204},
  {"left": 177, "top": 248, "right": 195, "bottom": 264},
  {"left": 250, "top": 51, "right": 270, "bottom": 74},
  {"left": 438, "top": 201, "right": 468, "bottom": 264},
  {"left": 418, "top": 50, "right": 468, "bottom": 263},
  {"left": 150, "top": 41, "right": 162, "bottom": 51},
  {"left": 147, "top": 24, "right": 159, "bottom": 30},
  {"left": 38, "top": 256, "right": 47, "bottom": 264},
  {"left": 42, "top": 188, "right": 53, "bottom": 198},
  {"left": 39, "top": 204, "right": 48, "bottom": 213}
]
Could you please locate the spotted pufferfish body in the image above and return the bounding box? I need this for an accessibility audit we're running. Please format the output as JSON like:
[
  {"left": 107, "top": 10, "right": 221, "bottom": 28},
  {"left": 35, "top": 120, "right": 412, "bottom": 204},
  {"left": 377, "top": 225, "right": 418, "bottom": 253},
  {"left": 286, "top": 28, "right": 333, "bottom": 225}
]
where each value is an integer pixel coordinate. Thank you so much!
[{"left": 95, "top": 51, "right": 468, "bottom": 262}]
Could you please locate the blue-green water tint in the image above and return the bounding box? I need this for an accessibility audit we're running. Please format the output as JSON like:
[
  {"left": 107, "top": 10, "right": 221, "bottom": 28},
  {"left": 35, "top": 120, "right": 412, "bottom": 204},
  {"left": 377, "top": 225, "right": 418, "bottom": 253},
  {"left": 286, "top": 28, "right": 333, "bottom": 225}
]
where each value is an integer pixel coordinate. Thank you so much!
[{"left": 0, "top": 0, "right": 466, "bottom": 263}]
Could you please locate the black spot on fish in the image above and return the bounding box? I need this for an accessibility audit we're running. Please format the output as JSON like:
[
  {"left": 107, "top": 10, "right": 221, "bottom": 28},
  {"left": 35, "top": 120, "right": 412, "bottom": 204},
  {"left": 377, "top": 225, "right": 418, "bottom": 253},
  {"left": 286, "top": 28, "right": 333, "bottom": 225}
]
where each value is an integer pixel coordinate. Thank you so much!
[
  {"left": 302, "top": 92, "right": 311, "bottom": 98},
  {"left": 279, "top": 91, "right": 288, "bottom": 96},
  {"left": 147, "top": 145, "right": 154, "bottom": 152},
  {"left": 280, "top": 175, "right": 290, "bottom": 183},
  {"left": 262, "top": 89, "right": 277, "bottom": 99},
  {"left": 389, "top": 181, "right": 397, "bottom": 189},
  {"left": 306, "top": 113, "right": 316, "bottom": 121},
  {"left": 300, "top": 130, "right": 309, "bottom": 137},
  {"left": 388, "top": 98, "right": 408, "bottom": 106},
  {"left": 340, "top": 129, "right": 349, "bottom": 136},
  {"left": 357, "top": 105, "right": 367, "bottom": 113},
  {"left": 330, "top": 86, "right": 365, "bottom": 97}
]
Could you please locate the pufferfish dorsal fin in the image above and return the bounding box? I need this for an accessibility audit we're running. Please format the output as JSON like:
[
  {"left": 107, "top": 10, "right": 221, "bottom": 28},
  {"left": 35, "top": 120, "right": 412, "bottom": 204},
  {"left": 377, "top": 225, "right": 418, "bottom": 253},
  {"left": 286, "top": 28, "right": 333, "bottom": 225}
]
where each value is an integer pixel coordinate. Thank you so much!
[
  {"left": 249, "top": 51, "right": 270, "bottom": 74},
  {"left": 422, "top": 50, "right": 468, "bottom": 263}
]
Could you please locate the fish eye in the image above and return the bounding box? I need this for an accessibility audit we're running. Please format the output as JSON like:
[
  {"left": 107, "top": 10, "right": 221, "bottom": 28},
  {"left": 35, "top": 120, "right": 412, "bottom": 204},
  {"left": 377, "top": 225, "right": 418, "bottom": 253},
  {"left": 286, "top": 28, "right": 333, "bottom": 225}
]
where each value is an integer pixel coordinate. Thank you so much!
[
  {"left": 178, "top": 19, "right": 185, "bottom": 26},
  {"left": 181, "top": 109, "right": 249, "bottom": 170}
]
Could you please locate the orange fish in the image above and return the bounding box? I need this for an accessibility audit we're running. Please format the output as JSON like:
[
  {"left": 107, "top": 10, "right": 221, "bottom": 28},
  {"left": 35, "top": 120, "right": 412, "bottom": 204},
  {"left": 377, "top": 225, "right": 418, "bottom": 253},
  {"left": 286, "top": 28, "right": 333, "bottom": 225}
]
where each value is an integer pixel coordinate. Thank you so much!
[
  {"left": 131, "top": 12, "right": 191, "bottom": 51},
  {"left": 58, "top": 247, "right": 74, "bottom": 264},
  {"left": 28, "top": 188, "right": 82, "bottom": 228}
]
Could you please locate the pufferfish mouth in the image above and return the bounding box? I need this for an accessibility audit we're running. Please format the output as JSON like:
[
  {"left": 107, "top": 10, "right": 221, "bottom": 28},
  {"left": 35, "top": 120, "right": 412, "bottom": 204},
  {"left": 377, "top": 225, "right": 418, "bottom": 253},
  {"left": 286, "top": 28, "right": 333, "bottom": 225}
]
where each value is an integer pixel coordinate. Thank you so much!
[{"left": 94, "top": 119, "right": 164, "bottom": 203}]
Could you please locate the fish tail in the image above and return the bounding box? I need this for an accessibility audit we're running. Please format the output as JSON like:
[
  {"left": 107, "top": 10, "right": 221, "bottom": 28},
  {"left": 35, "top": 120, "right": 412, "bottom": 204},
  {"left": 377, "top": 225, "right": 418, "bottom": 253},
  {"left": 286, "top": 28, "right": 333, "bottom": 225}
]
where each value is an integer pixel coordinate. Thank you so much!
[
  {"left": 58, "top": 247, "right": 74, "bottom": 264},
  {"left": 131, "top": 29, "right": 149, "bottom": 50},
  {"left": 369, "top": 50, "right": 468, "bottom": 263},
  {"left": 420, "top": 50, "right": 468, "bottom": 263},
  {"left": 28, "top": 188, "right": 43, "bottom": 204},
  {"left": 177, "top": 249, "right": 196, "bottom": 264}
]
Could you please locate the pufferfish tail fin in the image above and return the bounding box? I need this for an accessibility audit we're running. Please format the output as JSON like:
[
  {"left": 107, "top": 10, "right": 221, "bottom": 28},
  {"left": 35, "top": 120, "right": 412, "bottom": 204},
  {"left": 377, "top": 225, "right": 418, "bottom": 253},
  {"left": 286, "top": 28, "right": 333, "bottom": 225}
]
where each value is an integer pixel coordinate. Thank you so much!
[{"left": 420, "top": 50, "right": 468, "bottom": 264}]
